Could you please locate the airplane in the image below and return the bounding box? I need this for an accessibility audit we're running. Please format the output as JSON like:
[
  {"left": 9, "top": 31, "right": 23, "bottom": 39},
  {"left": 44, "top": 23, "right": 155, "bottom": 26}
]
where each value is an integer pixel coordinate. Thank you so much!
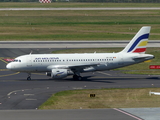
[{"left": 6, "top": 26, "right": 154, "bottom": 81}]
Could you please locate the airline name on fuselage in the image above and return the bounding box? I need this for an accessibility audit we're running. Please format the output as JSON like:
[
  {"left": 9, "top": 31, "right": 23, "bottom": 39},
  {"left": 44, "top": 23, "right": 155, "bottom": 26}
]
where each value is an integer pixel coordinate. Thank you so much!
[{"left": 35, "top": 57, "right": 59, "bottom": 60}]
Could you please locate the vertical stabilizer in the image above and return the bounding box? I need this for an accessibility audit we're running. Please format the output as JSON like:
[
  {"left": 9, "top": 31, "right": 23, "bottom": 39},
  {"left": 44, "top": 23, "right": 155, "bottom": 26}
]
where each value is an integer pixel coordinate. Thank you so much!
[{"left": 120, "top": 26, "right": 151, "bottom": 54}]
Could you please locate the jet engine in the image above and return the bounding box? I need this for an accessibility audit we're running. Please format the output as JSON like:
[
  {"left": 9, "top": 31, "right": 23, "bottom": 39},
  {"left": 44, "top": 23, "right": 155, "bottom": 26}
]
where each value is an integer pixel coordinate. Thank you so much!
[{"left": 51, "top": 69, "right": 68, "bottom": 79}]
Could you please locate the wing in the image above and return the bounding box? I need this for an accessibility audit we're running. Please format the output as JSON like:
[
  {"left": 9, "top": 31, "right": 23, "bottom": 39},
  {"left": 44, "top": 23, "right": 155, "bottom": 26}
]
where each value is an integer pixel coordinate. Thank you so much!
[
  {"left": 47, "top": 63, "right": 99, "bottom": 72},
  {"left": 68, "top": 63, "right": 98, "bottom": 72}
]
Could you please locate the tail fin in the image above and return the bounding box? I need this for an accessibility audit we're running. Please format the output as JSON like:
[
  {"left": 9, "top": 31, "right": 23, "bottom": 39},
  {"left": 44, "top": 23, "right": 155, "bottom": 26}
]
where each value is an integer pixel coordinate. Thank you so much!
[{"left": 120, "top": 26, "right": 151, "bottom": 54}]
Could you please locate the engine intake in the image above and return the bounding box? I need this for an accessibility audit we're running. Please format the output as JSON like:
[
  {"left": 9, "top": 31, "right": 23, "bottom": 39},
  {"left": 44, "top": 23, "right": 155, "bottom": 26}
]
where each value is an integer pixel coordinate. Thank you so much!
[
  {"left": 46, "top": 69, "right": 73, "bottom": 79},
  {"left": 51, "top": 69, "right": 68, "bottom": 79}
]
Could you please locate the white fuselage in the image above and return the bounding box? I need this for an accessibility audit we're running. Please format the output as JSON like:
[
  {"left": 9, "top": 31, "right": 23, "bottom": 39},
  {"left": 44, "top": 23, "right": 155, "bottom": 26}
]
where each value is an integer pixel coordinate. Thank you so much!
[
  {"left": 7, "top": 52, "right": 153, "bottom": 73},
  {"left": 6, "top": 26, "right": 154, "bottom": 80}
]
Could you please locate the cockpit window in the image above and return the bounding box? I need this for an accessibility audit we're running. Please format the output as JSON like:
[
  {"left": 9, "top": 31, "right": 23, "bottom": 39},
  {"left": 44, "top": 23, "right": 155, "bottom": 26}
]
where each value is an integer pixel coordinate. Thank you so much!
[
  {"left": 13, "top": 59, "right": 21, "bottom": 62},
  {"left": 14, "top": 59, "right": 18, "bottom": 62}
]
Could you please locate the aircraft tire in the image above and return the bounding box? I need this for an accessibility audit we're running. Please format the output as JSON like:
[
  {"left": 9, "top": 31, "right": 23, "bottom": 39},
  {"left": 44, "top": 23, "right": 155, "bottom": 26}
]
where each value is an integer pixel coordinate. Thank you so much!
[
  {"left": 73, "top": 75, "right": 82, "bottom": 80},
  {"left": 27, "top": 77, "right": 31, "bottom": 81},
  {"left": 78, "top": 76, "right": 82, "bottom": 80},
  {"left": 73, "top": 75, "right": 78, "bottom": 80}
]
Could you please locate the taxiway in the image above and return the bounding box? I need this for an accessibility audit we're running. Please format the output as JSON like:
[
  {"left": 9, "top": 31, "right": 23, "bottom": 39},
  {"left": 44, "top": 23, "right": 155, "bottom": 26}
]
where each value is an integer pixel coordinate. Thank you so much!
[
  {"left": 0, "top": 48, "right": 160, "bottom": 120},
  {"left": 0, "top": 40, "right": 159, "bottom": 48},
  {"left": 0, "top": 7, "right": 160, "bottom": 11}
]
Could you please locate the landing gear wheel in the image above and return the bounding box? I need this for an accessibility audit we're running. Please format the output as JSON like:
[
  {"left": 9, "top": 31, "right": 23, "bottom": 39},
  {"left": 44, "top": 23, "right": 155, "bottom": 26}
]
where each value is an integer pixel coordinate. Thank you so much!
[
  {"left": 73, "top": 75, "right": 82, "bottom": 80},
  {"left": 78, "top": 76, "right": 82, "bottom": 81},
  {"left": 27, "top": 76, "right": 31, "bottom": 81},
  {"left": 73, "top": 75, "right": 77, "bottom": 80},
  {"left": 27, "top": 73, "right": 31, "bottom": 81}
]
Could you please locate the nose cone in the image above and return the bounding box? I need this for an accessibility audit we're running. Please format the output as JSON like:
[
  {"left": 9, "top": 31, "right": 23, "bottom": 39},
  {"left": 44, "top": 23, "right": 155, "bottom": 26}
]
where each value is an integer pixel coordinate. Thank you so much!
[{"left": 6, "top": 63, "right": 12, "bottom": 70}]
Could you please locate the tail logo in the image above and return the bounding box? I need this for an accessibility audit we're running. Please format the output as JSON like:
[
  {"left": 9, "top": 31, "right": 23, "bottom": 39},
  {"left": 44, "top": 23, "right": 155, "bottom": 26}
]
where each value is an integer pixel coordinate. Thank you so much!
[{"left": 127, "top": 33, "right": 149, "bottom": 53}]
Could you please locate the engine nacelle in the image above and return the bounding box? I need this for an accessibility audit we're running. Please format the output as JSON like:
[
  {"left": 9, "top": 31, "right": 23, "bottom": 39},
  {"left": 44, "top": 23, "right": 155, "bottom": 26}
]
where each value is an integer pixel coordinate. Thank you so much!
[{"left": 51, "top": 69, "right": 68, "bottom": 79}]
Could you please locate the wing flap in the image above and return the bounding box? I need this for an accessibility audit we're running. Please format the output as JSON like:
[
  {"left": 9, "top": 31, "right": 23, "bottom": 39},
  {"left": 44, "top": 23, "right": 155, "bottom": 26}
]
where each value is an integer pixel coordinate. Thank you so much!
[
  {"left": 47, "top": 63, "right": 98, "bottom": 71},
  {"left": 68, "top": 63, "right": 98, "bottom": 71}
]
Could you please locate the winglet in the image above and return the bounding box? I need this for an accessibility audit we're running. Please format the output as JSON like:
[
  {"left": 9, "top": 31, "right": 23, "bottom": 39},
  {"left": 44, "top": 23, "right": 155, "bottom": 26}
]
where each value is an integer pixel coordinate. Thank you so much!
[{"left": 120, "top": 26, "right": 151, "bottom": 54}]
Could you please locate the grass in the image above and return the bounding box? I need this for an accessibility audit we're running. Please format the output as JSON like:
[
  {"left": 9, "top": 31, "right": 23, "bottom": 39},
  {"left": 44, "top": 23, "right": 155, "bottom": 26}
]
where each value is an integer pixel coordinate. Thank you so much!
[
  {"left": 0, "top": 9, "right": 160, "bottom": 40},
  {"left": 39, "top": 88, "right": 160, "bottom": 109},
  {"left": 52, "top": 47, "right": 160, "bottom": 75}
]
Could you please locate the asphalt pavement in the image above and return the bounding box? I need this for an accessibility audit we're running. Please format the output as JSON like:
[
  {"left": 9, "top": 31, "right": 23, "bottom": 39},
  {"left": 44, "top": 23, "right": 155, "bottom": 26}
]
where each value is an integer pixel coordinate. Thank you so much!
[
  {"left": 0, "top": 40, "right": 159, "bottom": 48},
  {"left": 0, "top": 7, "right": 160, "bottom": 11}
]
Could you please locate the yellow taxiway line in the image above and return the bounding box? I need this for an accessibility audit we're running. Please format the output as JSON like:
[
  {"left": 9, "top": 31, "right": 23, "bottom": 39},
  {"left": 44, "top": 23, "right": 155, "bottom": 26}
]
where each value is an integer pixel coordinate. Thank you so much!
[{"left": 0, "top": 72, "right": 20, "bottom": 77}]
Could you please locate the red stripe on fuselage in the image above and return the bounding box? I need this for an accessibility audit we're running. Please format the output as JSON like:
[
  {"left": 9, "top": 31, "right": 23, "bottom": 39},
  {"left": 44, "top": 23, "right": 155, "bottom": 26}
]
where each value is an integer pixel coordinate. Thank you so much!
[{"left": 133, "top": 48, "right": 146, "bottom": 53}]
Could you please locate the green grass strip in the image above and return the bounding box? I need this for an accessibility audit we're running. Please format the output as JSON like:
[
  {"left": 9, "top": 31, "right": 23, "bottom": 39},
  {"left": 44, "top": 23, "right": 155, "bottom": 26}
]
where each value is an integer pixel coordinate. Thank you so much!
[{"left": 39, "top": 88, "right": 160, "bottom": 109}]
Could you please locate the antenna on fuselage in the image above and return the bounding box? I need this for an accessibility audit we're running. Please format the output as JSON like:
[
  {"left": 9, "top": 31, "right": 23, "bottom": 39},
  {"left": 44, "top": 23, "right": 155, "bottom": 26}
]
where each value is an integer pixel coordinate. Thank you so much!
[{"left": 30, "top": 51, "right": 32, "bottom": 55}]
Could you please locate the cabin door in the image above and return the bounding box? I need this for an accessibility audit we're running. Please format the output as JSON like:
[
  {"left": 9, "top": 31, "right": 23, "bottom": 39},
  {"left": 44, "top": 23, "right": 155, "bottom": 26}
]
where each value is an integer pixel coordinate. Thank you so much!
[{"left": 27, "top": 56, "right": 32, "bottom": 67}]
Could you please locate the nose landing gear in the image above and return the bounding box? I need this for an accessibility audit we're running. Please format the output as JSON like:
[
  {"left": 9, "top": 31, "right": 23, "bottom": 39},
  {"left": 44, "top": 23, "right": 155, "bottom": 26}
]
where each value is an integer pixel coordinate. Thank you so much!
[{"left": 27, "top": 73, "right": 31, "bottom": 81}]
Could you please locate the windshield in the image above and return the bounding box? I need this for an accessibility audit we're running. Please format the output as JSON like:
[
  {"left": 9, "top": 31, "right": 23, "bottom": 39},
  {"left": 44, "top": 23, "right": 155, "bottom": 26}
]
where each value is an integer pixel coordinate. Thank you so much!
[{"left": 13, "top": 59, "right": 21, "bottom": 62}]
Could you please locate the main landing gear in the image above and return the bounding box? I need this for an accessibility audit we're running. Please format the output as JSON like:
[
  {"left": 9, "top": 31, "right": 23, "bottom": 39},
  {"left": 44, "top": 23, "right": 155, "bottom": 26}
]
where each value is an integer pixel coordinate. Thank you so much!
[
  {"left": 73, "top": 74, "right": 82, "bottom": 80},
  {"left": 27, "top": 73, "right": 31, "bottom": 81}
]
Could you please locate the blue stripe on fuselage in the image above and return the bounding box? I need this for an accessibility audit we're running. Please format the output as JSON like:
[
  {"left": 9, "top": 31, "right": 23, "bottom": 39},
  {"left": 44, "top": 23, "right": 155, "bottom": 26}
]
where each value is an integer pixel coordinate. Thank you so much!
[{"left": 127, "top": 33, "right": 149, "bottom": 52}]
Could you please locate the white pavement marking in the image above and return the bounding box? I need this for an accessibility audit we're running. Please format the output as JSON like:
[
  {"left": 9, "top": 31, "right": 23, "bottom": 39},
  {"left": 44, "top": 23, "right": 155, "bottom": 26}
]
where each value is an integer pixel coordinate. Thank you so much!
[
  {"left": 24, "top": 94, "right": 35, "bottom": 96},
  {"left": 114, "top": 108, "right": 143, "bottom": 120},
  {"left": 26, "top": 99, "right": 37, "bottom": 101},
  {"left": 7, "top": 89, "right": 31, "bottom": 96}
]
